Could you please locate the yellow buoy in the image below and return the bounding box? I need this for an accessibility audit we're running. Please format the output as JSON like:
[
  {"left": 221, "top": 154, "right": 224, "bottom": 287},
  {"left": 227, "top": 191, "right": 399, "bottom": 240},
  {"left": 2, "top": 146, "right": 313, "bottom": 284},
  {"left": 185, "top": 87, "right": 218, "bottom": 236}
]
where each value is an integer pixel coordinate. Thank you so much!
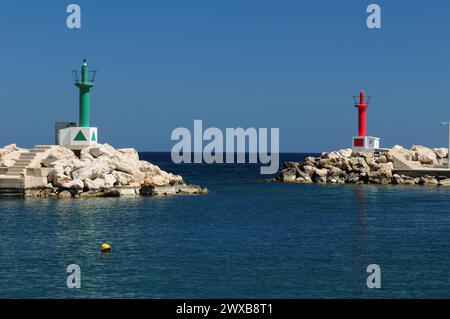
[{"left": 101, "top": 243, "right": 111, "bottom": 253}]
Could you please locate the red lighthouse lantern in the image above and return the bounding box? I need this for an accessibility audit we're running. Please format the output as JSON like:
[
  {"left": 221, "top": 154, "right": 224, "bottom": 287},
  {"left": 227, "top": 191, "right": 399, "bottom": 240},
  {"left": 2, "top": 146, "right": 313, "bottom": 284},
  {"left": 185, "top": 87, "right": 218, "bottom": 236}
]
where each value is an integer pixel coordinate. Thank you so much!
[{"left": 352, "top": 90, "right": 380, "bottom": 151}]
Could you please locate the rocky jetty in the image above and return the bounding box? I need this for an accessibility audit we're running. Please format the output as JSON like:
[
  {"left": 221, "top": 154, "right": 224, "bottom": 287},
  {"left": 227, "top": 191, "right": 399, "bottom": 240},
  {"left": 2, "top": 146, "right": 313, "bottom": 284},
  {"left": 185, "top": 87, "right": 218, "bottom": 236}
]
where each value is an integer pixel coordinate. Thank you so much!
[
  {"left": 273, "top": 145, "right": 450, "bottom": 186},
  {"left": 0, "top": 143, "right": 207, "bottom": 198}
]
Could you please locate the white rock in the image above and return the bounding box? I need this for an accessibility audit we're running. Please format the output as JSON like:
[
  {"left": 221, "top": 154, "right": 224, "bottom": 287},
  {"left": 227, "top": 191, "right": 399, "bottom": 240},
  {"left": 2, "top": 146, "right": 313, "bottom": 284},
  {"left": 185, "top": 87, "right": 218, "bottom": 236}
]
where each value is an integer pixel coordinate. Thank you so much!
[
  {"left": 380, "top": 162, "right": 394, "bottom": 170},
  {"left": 0, "top": 159, "right": 15, "bottom": 167},
  {"left": 47, "top": 167, "right": 65, "bottom": 183},
  {"left": 139, "top": 161, "right": 159, "bottom": 172},
  {"left": 0, "top": 144, "right": 28, "bottom": 158},
  {"left": 53, "top": 174, "right": 72, "bottom": 187},
  {"left": 58, "top": 190, "right": 72, "bottom": 199},
  {"left": 0, "top": 144, "right": 29, "bottom": 167},
  {"left": 72, "top": 167, "right": 92, "bottom": 180},
  {"left": 439, "top": 179, "right": 450, "bottom": 186},
  {"left": 168, "top": 173, "right": 183, "bottom": 184},
  {"left": 322, "top": 151, "right": 341, "bottom": 161},
  {"left": 42, "top": 148, "right": 77, "bottom": 167},
  {"left": 40, "top": 157, "right": 53, "bottom": 167},
  {"left": 389, "top": 148, "right": 416, "bottom": 161},
  {"left": 113, "top": 161, "right": 135, "bottom": 175},
  {"left": 81, "top": 159, "right": 93, "bottom": 167},
  {"left": 84, "top": 178, "right": 105, "bottom": 190},
  {"left": 73, "top": 161, "right": 87, "bottom": 171},
  {"left": 131, "top": 171, "right": 146, "bottom": 185},
  {"left": 365, "top": 157, "right": 381, "bottom": 170},
  {"left": 433, "top": 148, "right": 448, "bottom": 159},
  {"left": 94, "top": 156, "right": 117, "bottom": 171},
  {"left": 338, "top": 149, "right": 353, "bottom": 158},
  {"left": 62, "top": 179, "right": 84, "bottom": 190},
  {"left": 2, "top": 151, "right": 22, "bottom": 161},
  {"left": 72, "top": 162, "right": 109, "bottom": 180},
  {"left": 112, "top": 171, "right": 133, "bottom": 185},
  {"left": 302, "top": 165, "right": 317, "bottom": 177},
  {"left": 314, "top": 168, "right": 328, "bottom": 177},
  {"left": 104, "top": 174, "right": 116, "bottom": 188},
  {"left": 376, "top": 155, "right": 388, "bottom": 164},
  {"left": 144, "top": 173, "right": 170, "bottom": 186},
  {"left": 93, "top": 178, "right": 106, "bottom": 189},
  {"left": 0, "top": 144, "right": 18, "bottom": 157},
  {"left": 80, "top": 149, "right": 95, "bottom": 161},
  {"left": 90, "top": 162, "right": 112, "bottom": 179},
  {"left": 88, "top": 143, "right": 116, "bottom": 158},
  {"left": 411, "top": 145, "right": 438, "bottom": 165},
  {"left": 64, "top": 166, "right": 72, "bottom": 176},
  {"left": 117, "top": 148, "right": 140, "bottom": 162},
  {"left": 83, "top": 179, "right": 95, "bottom": 190}
]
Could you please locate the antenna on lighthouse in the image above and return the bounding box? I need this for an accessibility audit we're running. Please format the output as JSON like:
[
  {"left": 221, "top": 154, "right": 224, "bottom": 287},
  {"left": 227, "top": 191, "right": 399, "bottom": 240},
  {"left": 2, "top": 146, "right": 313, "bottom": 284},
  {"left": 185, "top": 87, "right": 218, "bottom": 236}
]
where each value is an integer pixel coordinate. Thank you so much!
[{"left": 353, "top": 91, "right": 371, "bottom": 106}]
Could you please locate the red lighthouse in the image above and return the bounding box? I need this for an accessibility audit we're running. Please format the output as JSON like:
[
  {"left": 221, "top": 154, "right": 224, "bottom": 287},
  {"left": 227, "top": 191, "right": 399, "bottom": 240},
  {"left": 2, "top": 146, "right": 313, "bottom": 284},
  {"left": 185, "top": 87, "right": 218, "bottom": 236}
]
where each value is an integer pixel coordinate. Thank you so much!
[
  {"left": 356, "top": 91, "right": 368, "bottom": 136},
  {"left": 352, "top": 90, "right": 380, "bottom": 151}
]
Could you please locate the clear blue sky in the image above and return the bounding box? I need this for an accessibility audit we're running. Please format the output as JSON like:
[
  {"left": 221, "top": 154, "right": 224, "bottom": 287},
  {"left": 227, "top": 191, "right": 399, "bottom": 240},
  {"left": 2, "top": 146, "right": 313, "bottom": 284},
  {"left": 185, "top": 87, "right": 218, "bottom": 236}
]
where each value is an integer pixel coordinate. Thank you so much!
[{"left": 1, "top": 0, "right": 450, "bottom": 152}]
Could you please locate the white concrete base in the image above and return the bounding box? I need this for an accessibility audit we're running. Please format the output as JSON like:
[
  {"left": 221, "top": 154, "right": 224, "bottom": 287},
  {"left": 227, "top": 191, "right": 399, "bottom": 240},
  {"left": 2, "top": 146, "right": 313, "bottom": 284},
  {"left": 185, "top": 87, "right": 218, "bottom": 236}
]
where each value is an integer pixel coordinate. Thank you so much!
[
  {"left": 0, "top": 176, "right": 22, "bottom": 189},
  {"left": 24, "top": 176, "right": 48, "bottom": 189},
  {"left": 58, "top": 127, "right": 98, "bottom": 150},
  {"left": 117, "top": 186, "right": 141, "bottom": 197},
  {"left": 31, "top": 168, "right": 52, "bottom": 178},
  {"left": 352, "top": 136, "right": 380, "bottom": 152}
]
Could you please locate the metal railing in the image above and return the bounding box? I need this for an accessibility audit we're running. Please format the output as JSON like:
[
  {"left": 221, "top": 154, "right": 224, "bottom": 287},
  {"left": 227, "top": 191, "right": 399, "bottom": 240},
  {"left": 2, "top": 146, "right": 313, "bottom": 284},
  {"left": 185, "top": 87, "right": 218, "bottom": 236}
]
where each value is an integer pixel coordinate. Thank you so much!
[
  {"left": 71, "top": 70, "right": 97, "bottom": 83},
  {"left": 353, "top": 96, "right": 371, "bottom": 104}
]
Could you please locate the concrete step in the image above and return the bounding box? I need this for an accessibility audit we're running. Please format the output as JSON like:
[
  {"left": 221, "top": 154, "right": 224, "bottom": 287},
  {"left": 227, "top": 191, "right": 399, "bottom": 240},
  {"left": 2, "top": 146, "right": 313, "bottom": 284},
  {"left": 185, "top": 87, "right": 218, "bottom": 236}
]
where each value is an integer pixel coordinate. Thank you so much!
[
  {"left": 0, "top": 189, "right": 24, "bottom": 197},
  {"left": 11, "top": 164, "right": 29, "bottom": 168},
  {"left": 15, "top": 159, "right": 32, "bottom": 164},
  {"left": 7, "top": 172, "right": 25, "bottom": 175},
  {"left": 0, "top": 174, "right": 21, "bottom": 179},
  {"left": 7, "top": 169, "right": 26, "bottom": 175},
  {"left": 19, "top": 154, "right": 36, "bottom": 158},
  {"left": 14, "top": 164, "right": 32, "bottom": 168},
  {"left": 8, "top": 167, "right": 26, "bottom": 171}
]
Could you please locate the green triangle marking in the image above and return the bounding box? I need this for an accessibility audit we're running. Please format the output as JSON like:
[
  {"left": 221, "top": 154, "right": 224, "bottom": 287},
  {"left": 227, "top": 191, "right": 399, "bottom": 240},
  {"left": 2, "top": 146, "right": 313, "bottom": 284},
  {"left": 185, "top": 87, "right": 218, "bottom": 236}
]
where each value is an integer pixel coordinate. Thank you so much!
[
  {"left": 91, "top": 131, "right": 97, "bottom": 142},
  {"left": 74, "top": 130, "right": 87, "bottom": 141}
]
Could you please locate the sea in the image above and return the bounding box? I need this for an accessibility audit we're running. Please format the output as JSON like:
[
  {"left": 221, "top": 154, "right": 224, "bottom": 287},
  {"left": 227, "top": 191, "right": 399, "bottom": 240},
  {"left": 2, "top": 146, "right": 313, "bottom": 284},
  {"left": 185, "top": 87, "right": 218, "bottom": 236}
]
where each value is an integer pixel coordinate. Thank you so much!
[{"left": 0, "top": 152, "right": 449, "bottom": 298}]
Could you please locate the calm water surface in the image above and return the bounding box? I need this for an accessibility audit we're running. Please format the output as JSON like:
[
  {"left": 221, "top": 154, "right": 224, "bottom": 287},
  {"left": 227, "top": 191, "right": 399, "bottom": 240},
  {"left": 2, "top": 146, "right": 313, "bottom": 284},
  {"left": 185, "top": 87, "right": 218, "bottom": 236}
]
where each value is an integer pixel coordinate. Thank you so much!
[{"left": 0, "top": 153, "right": 449, "bottom": 298}]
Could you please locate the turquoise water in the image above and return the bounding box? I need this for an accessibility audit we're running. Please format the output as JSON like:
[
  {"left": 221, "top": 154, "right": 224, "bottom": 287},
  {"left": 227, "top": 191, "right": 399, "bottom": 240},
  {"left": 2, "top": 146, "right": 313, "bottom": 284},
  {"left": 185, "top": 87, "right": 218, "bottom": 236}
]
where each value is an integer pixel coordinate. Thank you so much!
[{"left": 1, "top": 153, "right": 450, "bottom": 298}]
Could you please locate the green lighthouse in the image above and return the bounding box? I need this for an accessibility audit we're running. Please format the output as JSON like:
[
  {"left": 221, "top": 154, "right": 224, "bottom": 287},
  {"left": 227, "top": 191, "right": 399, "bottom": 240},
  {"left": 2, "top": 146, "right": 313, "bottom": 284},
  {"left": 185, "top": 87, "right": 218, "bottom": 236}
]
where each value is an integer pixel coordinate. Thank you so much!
[
  {"left": 57, "top": 58, "right": 98, "bottom": 150},
  {"left": 75, "top": 59, "right": 94, "bottom": 127}
]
